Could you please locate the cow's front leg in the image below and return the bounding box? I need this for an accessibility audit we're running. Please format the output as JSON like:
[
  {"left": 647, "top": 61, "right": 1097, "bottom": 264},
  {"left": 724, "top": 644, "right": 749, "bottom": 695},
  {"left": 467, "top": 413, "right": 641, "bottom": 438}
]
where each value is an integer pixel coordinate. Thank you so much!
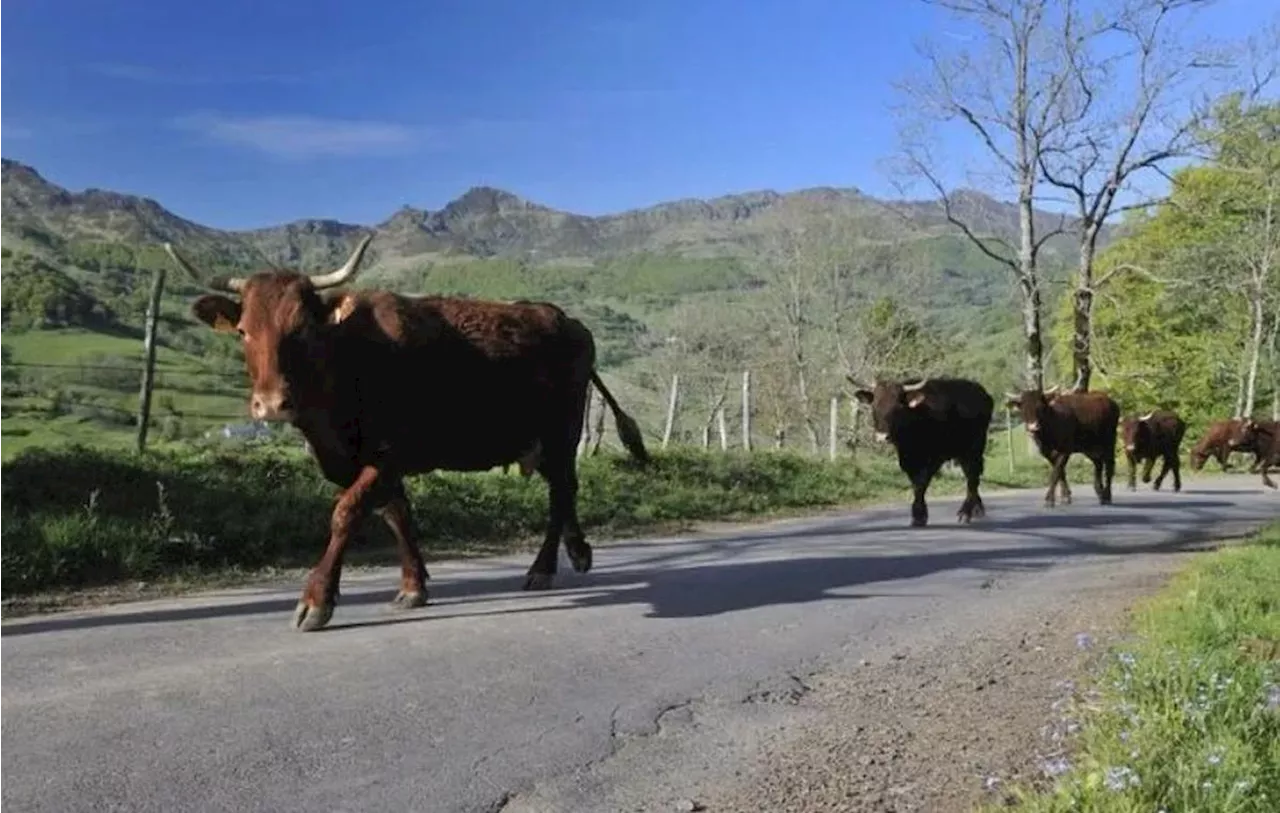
[
  {"left": 1141, "top": 457, "right": 1156, "bottom": 485},
  {"left": 374, "top": 482, "right": 430, "bottom": 610},
  {"left": 909, "top": 461, "right": 942, "bottom": 527},
  {"left": 1045, "top": 454, "right": 1071, "bottom": 507},
  {"left": 294, "top": 465, "right": 383, "bottom": 632},
  {"left": 1125, "top": 451, "right": 1138, "bottom": 492}
]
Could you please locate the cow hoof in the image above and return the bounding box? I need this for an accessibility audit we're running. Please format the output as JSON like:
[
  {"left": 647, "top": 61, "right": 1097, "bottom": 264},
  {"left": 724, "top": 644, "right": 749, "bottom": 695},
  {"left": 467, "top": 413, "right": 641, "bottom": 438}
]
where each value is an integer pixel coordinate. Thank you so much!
[
  {"left": 390, "top": 590, "right": 428, "bottom": 610},
  {"left": 1127, "top": 484, "right": 1136, "bottom": 492},
  {"left": 292, "top": 600, "right": 334, "bottom": 632},
  {"left": 523, "top": 572, "right": 555, "bottom": 591},
  {"left": 567, "top": 543, "right": 593, "bottom": 574},
  {"left": 910, "top": 517, "right": 928, "bottom": 528}
]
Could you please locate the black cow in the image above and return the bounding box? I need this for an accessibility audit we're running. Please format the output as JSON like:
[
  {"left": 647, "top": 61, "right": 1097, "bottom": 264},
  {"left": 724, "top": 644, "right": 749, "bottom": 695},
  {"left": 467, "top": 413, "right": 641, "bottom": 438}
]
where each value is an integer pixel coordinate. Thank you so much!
[
  {"left": 850, "top": 376, "right": 994, "bottom": 527},
  {"left": 1120, "top": 409, "right": 1187, "bottom": 492},
  {"left": 1007, "top": 387, "right": 1120, "bottom": 507}
]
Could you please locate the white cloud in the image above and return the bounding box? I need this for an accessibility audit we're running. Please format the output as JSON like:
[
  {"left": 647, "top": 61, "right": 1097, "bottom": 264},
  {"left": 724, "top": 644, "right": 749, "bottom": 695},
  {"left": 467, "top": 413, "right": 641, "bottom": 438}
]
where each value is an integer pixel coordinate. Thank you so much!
[{"left": 171, "top": 112, "right": 425, "bottom": 159}]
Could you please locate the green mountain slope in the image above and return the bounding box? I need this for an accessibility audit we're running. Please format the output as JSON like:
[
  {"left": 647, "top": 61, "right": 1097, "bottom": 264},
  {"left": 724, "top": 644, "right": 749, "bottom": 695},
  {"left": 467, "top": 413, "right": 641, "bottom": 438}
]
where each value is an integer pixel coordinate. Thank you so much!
[{"left": 0, "top": 157, "right": 1094, "bottom": 455}]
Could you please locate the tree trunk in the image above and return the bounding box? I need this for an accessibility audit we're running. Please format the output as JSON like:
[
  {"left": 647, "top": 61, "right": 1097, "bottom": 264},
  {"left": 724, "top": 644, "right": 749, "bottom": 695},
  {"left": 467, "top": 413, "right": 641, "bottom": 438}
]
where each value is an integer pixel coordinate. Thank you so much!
[
  {"left": 1071, "top": 224, "right": 1102, "bottom": 392},
  {"left": 1243, "top": 291, "right": 1265, "bottom": 418},
  {"left": 1017, "top": 177, "right": 1045, "bottom": 392}
]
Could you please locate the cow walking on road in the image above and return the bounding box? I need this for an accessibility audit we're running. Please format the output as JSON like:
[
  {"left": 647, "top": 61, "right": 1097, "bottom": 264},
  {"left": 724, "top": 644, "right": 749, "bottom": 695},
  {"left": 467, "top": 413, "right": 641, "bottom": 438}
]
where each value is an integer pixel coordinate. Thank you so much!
[
  {"left": 163, "top": 235, "right": 650, "bottom": 632},
  {"left": 1228, "top": 419, "right": 1280, "bottom": 490},
  {"left": 1120, "top": 410, "right": 1187, "bottom": 493},
  {"left": 850, "top": 377, "right": 994, "bottom": 527},
  {"left": 1006, "top": 387, "right": 1120, "bottom": 508},
  {"left": 1189, "top": 418, "right": 1265, "bottom": 474}
]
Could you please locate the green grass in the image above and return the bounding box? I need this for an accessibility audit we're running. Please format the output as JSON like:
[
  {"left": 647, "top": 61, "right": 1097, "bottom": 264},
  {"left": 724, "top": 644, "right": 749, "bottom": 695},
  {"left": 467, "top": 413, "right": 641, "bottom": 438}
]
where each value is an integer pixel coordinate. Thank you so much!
[
  {"left": 1, "top": 440, "right": 1066, "bottom": 601},
  {"left": 994, "top": 521, "right": 1280, "bottom": 812},
  {"left": 2, "top": 327, "right": 250, "bottom": 460}
]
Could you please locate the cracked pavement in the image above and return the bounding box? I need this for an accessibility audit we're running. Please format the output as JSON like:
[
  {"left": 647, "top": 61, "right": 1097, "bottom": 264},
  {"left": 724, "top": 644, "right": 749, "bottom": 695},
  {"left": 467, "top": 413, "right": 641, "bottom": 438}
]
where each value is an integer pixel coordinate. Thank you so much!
[{"left": 3, "top": 475, "right": 1278, "bottom": 813}]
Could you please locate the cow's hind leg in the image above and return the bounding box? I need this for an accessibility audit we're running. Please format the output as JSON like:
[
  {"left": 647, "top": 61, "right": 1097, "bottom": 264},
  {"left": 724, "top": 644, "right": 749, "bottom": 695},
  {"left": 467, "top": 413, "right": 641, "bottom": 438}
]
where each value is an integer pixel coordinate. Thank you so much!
[
  {"left": 956, "top": 452, "right": 986, "bottom": 523},
  {"left": 1095, "top": 452, "right": 1116, "bottom": 505},
  {"left": 524, "top": 438, "right": 587, "bottom": 590},
  {"left": 374, "top": 481, "right": 429, "bottom": 610}
]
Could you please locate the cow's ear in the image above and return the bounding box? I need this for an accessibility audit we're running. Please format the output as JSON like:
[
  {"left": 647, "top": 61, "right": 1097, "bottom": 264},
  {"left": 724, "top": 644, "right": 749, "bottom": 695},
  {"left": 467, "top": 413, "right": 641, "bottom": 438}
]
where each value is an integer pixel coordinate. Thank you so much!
[
  {"left": 192, "top": 295, "right": 240, "bottom": 333},
  {"left": 1004, "top": 395, "right": 1021, "bottom": 409},
  {"left": 323, "top": 292, "right": 360, "bottom": 326},
  {"left": 906, "top": 392, "right": 927, "bottom": 409},
  {"left": 853, "top": 389, "right": 874, "bottom": 405}
]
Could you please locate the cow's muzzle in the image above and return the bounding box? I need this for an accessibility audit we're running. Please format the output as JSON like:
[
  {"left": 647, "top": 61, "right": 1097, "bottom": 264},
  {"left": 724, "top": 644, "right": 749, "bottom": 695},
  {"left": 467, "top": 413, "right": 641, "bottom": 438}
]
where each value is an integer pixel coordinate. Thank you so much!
[
  {"left": 1025, "top": 421, "right": 1039, "bottom": 433},
  {"left": 874, "top": 431, "right": 890, "bottom": 443},
  {"left": 251, "top": 390, "right": 295, "bottom": 422}
]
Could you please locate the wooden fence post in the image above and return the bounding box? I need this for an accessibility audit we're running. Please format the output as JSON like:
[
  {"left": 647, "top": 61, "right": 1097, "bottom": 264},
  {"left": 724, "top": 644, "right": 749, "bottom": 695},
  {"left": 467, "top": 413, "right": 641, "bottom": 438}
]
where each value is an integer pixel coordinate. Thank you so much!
[
  {"left": 828, "top": 395, "right": 839, "bottom": 461},
  {"left": 577, "top": 388, "right": 594, "bottom": 458},
  {"left": 716, "top": 406, "right": 728, "bottom": 451},
  {"left": 1006, "top": 405, "right": 1016, "bottom": 477},
  {"left": 591, "top": 391, "right": 606, "bottom": 455},
  {"left": 135, "top": 266, "right": 167, "bottom": 453},
  {"left": 741, "top": 370, "right": 752, "bottom": 452},
  {"left": 662, "top": 373, "right": 680, "bottom": 449}
]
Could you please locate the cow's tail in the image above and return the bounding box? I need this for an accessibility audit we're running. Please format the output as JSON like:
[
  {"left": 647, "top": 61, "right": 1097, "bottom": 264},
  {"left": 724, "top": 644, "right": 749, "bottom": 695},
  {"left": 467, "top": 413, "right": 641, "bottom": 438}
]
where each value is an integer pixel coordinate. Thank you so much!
[{"left": 590, "top": 370, "right": 651, "bottom": 464}]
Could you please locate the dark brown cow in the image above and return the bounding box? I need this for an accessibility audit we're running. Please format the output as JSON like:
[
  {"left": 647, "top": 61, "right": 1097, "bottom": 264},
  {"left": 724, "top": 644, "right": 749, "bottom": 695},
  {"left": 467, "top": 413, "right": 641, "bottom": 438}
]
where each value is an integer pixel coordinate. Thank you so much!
[
  {"left": 163, "top": 235, "right": 650, "bottom": 632},
  {"left": 1189, "top": 418, "right": 1265, "bottom": 473},
  {"left": 1228, "top": 419, "right": 1280, "bottom": 489},
  {"left": 1223, "top": 417, "right": 1274, "bottom": 473},
  {"left": 850, "top": 377, "right": 994, "bottom": 527},
  {"left": 1006, "top": 386, "right": 1120, "bottom": 507},
  {"left": 1120, "top": 409, "right": 1186, "bottom": 493}
]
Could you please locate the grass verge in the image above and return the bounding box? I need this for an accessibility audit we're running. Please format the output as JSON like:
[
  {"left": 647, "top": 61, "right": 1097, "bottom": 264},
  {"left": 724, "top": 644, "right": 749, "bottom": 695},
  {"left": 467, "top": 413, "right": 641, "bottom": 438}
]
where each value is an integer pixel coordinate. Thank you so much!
[
  {"left": 0, "top": 440, "right": 1080, "bottom": 609},
  {"left": 994, "top": 521, "right": 1280, "bottom": 812}
]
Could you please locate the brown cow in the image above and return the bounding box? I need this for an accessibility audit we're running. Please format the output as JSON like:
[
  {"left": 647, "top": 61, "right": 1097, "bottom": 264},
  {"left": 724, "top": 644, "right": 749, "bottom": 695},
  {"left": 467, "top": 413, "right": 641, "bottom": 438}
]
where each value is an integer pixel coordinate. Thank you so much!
[
  {"left": 1006, "top": 386, "right": 1120, "bottom": 507},
  {"left": 1228, "top": 419, "right": 1280, "bottom": 489},
  {"left": 163, "top": 235, "right": 650, "bottom": 632},
  {"left": 1120, "top": 409, "right": 1186, "bottom": 493},
  {"left": 1189, "top": 418, "right": 1265, "bottom": 473}
]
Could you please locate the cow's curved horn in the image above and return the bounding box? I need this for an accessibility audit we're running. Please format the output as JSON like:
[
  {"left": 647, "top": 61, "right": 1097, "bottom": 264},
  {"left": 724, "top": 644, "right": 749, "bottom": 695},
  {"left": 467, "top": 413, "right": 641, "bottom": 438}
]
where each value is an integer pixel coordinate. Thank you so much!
[
  {"left": 1044, "top": 384, "right": 1061, "bottom": 396},
  {"left": 1138, "top": 411, "right": 1155, "bottom": 421},
  {"left": 163, "top": 243, "right": 244, "bottom": 293},
  {"left": 902, "top": 379, "right": 928, "bottom": 392},
  {"left": 308, "top": 233, "right": 374, "bottom": 290},
  {"left": 846, "top": 375, "right": 870, "bottom": 391}
]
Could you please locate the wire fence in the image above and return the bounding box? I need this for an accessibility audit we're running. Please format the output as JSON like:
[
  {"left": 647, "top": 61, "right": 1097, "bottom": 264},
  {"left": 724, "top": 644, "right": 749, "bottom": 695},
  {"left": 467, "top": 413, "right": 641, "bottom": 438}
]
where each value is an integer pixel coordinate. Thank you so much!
[{"left": 3, "top": 357, "right": 1033, "bottom": 468}]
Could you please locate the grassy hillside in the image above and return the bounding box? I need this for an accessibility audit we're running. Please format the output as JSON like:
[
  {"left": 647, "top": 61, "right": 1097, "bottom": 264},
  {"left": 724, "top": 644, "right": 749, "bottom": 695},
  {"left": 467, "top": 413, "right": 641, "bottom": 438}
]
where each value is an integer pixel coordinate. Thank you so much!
[{"left": 0, "top": 157, "right": 1091, "bottom": 455}]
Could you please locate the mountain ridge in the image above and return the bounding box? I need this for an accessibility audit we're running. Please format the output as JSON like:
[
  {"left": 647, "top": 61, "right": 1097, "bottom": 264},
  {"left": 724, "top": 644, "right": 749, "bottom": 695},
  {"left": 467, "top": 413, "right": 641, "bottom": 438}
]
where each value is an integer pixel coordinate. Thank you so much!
[{"left": 1, "top": 157, "right": 1091, "bottom": 273}]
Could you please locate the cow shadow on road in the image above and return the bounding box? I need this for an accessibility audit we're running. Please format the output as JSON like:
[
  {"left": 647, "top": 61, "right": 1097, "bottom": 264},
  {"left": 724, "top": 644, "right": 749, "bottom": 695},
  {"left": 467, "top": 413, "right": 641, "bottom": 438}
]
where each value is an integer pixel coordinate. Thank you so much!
[{"left": 6, "top": 497, "right": 1271, "bottom": 636}]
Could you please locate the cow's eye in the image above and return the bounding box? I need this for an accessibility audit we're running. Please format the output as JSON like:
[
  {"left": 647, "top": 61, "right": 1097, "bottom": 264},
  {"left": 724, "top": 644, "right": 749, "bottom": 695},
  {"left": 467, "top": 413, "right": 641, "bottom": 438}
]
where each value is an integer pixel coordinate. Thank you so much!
[{"left": 238, "top": 328, "right": 248, "bottom": 340}]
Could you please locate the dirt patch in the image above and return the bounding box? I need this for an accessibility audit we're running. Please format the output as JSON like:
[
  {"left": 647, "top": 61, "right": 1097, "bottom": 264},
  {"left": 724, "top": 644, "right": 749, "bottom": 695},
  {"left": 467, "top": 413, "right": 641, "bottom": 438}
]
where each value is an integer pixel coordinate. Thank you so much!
[{"left": 698, "top": 561, "right": 1186, "bottom": 813}]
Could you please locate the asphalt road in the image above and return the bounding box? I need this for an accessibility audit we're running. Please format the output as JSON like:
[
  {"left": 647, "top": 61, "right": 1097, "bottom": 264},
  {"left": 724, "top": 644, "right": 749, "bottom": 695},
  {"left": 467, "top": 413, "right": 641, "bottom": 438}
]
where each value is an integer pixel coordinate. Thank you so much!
[{"left": 3, "top": 475, "right": 1278, "bottom": 813}]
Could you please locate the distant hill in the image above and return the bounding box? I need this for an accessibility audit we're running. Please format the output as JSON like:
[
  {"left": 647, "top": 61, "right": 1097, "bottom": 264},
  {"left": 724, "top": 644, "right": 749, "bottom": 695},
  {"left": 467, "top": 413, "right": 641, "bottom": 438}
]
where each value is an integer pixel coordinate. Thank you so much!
[
  {"left": 0, "top": 156, "right": 1102, "bottom": 454},
  {"left": 1, "top": 158, "right": 1088, "bottom": 274}
]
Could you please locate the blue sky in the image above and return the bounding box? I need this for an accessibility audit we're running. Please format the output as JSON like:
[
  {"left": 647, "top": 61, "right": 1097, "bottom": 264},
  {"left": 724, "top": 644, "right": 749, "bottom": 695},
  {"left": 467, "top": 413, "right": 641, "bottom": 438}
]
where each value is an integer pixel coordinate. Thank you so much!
[{"left": 1, "top": 0, "right": 1272, "bottom": 230}]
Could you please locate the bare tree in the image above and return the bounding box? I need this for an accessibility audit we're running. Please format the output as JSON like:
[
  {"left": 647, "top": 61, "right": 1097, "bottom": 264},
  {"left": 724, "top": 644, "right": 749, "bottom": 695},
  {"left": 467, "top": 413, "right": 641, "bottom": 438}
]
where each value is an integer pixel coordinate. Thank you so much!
[
  {"left": 891, "top": 0, "right": 1080, "bottom": 391},
  {"left": 1039, "top": 0, "right": 1240, "bottom": 392}
]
